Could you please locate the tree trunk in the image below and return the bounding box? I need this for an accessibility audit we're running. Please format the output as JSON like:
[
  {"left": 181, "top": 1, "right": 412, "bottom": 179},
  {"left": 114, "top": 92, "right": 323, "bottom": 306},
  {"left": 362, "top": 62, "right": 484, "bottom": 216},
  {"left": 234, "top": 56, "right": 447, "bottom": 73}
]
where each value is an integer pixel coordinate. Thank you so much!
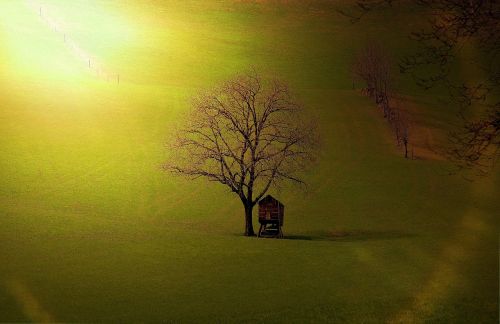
[
  {"left": 244, "top": 204, "right": 255, "bottom": 236},
  {"left": 404, "top": 140, "right": 408, "bottom": 158}
]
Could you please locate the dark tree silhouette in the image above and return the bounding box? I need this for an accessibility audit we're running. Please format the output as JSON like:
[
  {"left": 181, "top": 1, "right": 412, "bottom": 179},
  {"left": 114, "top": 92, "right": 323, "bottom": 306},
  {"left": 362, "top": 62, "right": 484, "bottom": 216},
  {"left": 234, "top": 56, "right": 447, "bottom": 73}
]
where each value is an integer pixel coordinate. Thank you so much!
[
  {"left": 450, "top": 109, "right": 500, "bottom": 172},
  {"left": 166, "top": 71, "right": 318, "bottom": 236},
  {"left": 341, "top": 0, "right": 500, "bottom": 174}
]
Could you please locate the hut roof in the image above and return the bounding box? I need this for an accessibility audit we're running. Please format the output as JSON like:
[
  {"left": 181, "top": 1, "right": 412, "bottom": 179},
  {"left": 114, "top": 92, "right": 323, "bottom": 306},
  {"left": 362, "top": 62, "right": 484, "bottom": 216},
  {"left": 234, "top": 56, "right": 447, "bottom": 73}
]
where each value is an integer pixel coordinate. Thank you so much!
[{"left": 258, "top": 195, "right": 284, "bottom": 207}]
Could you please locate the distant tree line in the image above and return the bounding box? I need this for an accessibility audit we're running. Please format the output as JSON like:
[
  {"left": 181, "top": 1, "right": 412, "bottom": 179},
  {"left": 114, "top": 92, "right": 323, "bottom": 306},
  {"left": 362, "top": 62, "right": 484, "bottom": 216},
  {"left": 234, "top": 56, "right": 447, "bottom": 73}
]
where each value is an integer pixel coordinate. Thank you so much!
[{"left": 352, "top": 43, "right": 413, "bottom": 158}]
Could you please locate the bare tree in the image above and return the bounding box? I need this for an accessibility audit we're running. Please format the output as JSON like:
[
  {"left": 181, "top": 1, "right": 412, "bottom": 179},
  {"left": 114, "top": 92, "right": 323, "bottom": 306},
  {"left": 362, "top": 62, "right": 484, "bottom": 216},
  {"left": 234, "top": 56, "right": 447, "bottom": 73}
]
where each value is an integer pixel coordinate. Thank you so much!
[
  {"left": 165, "top": 71, "right": 318, "bottom": 236},
  {"left": 395, "top": 110, "right": 412, "bottom": 158},
  {"left": 386, "top": 98, "right": 412, "bottom": 158},
  {"left": 341, "top": 0, "right": 500, "bottom": 173},
  {"left": 352, "top": 43, "right": 393, "bottom": 117},
  {"left": 352, "top": 43, "right": 414, "bottom": 157}
]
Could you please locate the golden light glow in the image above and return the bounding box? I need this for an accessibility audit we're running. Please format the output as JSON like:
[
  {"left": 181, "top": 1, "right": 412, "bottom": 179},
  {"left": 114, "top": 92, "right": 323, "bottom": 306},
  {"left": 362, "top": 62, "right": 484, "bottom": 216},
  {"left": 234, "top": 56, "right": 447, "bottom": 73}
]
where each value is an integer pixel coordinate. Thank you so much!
[
  {"left": 25, "top": 0, "right": 120, "bottom": 83},
  {"left": 6, "top": 279, "right": 55, "bottom": 323},
  {"left": 0, "top": 0, "right": 139, "bottom": 86}
]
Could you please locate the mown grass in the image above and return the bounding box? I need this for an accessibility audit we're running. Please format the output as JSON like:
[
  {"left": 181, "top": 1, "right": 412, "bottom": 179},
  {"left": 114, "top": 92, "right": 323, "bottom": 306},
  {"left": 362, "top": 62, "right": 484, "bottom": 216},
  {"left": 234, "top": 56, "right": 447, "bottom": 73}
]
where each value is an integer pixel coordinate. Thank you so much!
[{"left": 0, "top": 0, "right": 498, "bottom": 322}]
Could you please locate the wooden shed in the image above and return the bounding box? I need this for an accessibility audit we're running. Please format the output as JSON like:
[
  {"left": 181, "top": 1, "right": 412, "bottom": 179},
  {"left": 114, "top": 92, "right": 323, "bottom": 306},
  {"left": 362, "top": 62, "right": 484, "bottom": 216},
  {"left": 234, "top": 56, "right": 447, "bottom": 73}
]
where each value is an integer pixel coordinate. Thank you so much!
[{"left": 258, "top": 195, "right": 284, "bottom": 238}]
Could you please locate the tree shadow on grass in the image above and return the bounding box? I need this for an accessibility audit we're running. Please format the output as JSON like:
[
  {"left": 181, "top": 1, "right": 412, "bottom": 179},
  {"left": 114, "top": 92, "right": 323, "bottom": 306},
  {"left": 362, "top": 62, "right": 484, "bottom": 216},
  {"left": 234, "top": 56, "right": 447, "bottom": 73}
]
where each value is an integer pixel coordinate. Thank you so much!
[{"left": 283, "top": 230, "right": 417, "bottom": 242}]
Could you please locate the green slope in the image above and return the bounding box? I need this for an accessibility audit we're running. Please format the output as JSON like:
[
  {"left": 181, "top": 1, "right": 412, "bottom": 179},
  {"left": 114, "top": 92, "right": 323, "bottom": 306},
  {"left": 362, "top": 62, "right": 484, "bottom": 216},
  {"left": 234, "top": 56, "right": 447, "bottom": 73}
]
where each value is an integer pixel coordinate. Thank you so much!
[{"left": 0, "top": 0, "right": 498, "bottom": 322}]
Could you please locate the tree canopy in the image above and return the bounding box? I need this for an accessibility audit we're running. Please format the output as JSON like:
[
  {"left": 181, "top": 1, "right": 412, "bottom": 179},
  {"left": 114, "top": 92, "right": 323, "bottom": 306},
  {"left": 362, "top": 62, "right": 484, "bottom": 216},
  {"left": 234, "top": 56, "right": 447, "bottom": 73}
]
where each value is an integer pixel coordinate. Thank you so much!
[{"left": 166, "top": 71, "right": 318, "bottom": 235}]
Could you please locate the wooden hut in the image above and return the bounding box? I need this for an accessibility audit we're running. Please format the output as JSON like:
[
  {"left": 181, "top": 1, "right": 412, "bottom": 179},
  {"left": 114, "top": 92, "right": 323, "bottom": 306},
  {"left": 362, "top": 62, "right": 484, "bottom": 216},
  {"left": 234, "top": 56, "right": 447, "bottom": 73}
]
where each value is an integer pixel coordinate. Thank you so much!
[{"left": 258, "top": 195, "right": 284, "bottom": 238}]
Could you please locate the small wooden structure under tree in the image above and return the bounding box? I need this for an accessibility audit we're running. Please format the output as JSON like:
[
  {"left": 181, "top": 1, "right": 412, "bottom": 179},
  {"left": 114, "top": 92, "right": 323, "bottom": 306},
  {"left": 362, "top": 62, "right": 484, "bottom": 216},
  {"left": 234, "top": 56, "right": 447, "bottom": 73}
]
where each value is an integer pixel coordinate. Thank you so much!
[{"left": 258, "top": 195, "right": 284, "bottom": 238}]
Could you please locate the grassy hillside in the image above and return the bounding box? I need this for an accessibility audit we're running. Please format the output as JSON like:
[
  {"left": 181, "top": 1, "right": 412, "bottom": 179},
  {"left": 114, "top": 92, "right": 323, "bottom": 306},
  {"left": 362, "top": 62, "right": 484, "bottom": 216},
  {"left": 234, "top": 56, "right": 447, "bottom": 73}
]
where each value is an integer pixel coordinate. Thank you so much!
[{"left": 0, "top": 0, "right": 498, "bottom": 322}]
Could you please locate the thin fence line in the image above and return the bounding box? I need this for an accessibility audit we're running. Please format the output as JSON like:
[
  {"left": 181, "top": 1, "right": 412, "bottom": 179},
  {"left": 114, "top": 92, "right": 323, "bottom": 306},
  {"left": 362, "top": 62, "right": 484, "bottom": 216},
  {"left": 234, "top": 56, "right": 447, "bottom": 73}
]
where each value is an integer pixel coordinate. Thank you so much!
[{"left": 25, "top": 0, "right": 120, "bottom": 84}]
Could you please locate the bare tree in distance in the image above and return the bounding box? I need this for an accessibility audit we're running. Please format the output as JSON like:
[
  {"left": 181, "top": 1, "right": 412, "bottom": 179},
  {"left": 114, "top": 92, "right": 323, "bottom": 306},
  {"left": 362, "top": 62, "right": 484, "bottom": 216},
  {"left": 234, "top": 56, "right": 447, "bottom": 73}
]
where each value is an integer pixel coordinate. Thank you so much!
[
  {"left": 386, "top": 98, "right": 413, "bottom": 158},
  {"left": 340, "top": 0, "right": 500, "bottom": 174},
  {"left": 165, "top": 71, "right": 318, "bottom": 236},
  {"left": 353, "top": 43, "right": 415, "bottom": 158},
  {"left": 352, "top": 42, "right": 393, "bottom": 118},
  {"left": 395, "top": 109, "right": 412, "bottom": 158}
]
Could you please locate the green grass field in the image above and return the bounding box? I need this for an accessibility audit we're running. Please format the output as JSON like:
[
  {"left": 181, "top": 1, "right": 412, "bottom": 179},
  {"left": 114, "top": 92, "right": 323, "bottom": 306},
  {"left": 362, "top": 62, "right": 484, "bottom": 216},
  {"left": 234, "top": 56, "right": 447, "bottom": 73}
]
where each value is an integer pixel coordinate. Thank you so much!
[{"left": 0, "top": 0, "right": 498, "bottom": 322}]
